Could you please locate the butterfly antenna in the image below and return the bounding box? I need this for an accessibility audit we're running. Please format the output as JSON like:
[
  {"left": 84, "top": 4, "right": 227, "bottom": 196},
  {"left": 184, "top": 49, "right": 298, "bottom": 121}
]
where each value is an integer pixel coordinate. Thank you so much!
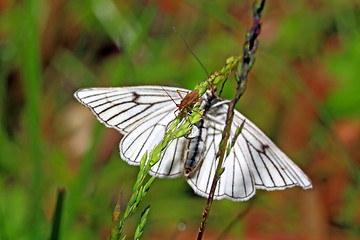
[{"left": 172, "top": 26, "right": 209, "bottom": 77}]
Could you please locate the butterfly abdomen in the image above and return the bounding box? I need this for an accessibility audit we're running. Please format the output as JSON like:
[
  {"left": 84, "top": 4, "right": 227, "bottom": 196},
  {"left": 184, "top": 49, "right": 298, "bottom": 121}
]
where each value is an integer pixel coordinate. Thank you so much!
[{"left": 184, "top": 119, "right": 208, "bottom": 176}]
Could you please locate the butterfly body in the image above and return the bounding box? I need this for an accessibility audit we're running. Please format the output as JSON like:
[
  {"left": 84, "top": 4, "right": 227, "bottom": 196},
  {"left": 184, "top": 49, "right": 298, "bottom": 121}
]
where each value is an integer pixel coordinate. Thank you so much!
[
  {"left": 184, "top": 118, "right": 208, "bottom": 176},
  {"left": 74, "top": 85, "right": 312, "bottom": 201},
  {"left": 184, "top": 90, "right": 219, "bottom": 176}
]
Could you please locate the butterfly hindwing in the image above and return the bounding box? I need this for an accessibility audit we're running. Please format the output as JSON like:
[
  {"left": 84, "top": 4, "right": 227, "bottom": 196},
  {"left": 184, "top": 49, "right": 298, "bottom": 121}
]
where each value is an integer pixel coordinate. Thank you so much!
[
  {"left": 120, "top": 106, "right": 186, "bottom": 177},
  {"left": 186, "top": 104, "right": 256, "bottom": 201},
  {"left": 233, "top": 111, "right": 312, "bottom": 190},
  {"left": 186, "top": 117, "right": 256, "bottom": 201}
]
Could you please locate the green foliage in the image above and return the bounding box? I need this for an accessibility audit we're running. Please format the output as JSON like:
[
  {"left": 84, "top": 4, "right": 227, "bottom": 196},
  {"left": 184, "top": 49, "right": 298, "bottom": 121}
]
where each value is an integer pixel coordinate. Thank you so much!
[
  {"left": 133, "top": 205, "right": 150, "bottom": 240},
  {"left": 326, "top": 33, "right": 360, "bottom": 117}
]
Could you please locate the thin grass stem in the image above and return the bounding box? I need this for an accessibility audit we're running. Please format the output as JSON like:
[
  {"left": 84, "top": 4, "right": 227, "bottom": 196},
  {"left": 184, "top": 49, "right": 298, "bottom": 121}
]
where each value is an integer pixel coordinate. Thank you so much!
[{"left": 197, "top": 1, "right": 266, "bottom": 239}]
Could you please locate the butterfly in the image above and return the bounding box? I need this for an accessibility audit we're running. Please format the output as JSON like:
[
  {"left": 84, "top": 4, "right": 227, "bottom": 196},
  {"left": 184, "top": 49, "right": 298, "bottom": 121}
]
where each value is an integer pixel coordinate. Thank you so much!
[{"left": 74, "top": 85, "right": 312, "bottom": 201}]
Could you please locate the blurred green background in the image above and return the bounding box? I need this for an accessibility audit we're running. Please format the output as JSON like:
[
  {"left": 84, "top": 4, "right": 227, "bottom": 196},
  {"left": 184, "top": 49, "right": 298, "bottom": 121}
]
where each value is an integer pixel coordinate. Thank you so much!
[{"left": 1, "top": 0, "right": 359, "bottom": 239}]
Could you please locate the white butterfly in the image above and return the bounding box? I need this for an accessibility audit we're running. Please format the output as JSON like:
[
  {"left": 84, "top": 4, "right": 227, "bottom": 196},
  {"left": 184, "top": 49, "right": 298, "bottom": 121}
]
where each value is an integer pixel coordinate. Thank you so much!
[{"left": 74, "top": 85, "right": 312, "bottom": 201}]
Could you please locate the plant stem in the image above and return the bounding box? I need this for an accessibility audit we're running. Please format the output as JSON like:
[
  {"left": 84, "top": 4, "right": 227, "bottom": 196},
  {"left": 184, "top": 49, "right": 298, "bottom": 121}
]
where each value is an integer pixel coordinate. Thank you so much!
[{"left": 197, "top": 1, "right": 265, "bottom": 239}]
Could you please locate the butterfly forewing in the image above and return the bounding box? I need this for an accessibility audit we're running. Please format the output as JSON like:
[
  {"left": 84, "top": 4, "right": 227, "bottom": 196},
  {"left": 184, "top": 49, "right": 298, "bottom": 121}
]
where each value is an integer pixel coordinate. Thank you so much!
[{"left": 74, "top": 86, "right": 185, "bottom": 134}]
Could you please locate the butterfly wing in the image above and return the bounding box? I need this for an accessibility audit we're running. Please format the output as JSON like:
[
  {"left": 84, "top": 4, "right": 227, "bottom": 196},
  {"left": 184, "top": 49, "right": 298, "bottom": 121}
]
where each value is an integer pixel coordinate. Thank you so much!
[
  {"left": 233, "top": 110, "right": 312, "bottom": 190},
  {"left": 74, "top": 86, "right": 188, "bottom": 177},
  {"left": 186, "top": 118, "right": 256, "bottom": 201},
  {"left": 186, "top": 104, "right": 312, "bottom": 201},
  {"left": 119, "top": 105, "right": 186, "bottom": 177}
]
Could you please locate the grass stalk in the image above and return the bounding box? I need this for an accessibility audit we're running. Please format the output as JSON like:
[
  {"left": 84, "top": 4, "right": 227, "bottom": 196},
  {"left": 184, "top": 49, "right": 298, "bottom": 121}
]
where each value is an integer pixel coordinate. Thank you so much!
[
  {"left": 18, "top": 0, "right": 44, "bottom": 238},
  {"left": 197, "top": 1, "right": 266, "bottom": 239},
  {"left": 50, "top": 188, "right": 66, "bottom": 240}
]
